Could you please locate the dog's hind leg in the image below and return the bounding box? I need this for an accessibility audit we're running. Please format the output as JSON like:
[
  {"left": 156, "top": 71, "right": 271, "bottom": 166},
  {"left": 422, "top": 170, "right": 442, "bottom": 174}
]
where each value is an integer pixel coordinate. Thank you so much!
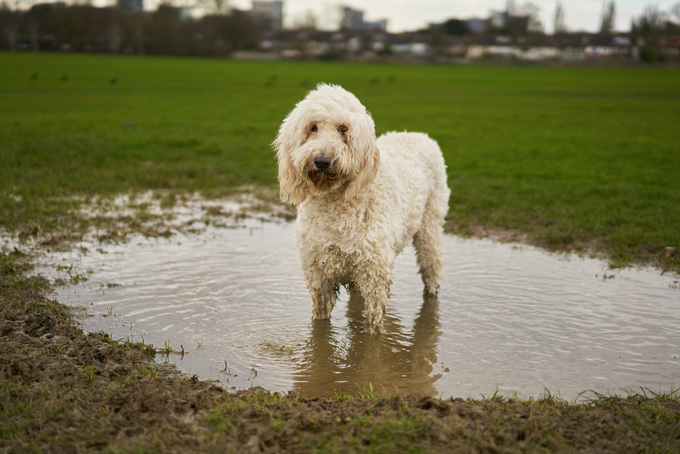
[{"left": 413, "top": 196, "right": 447, "bottom": 295}]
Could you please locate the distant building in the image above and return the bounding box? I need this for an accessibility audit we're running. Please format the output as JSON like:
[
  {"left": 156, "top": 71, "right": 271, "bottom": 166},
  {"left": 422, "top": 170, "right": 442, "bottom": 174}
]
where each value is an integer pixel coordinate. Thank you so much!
[
  {"left": 251, "top": 1, "right": 283, "bottom": 31},
  {"left": 117, "top": 0, "right": 143, "bottom": 12},
  {"left": 342, "top": 7, "right": 387, "bottom": 31},
  {"left": 466, "top": 18, "right": 488, "bottom": 34}
]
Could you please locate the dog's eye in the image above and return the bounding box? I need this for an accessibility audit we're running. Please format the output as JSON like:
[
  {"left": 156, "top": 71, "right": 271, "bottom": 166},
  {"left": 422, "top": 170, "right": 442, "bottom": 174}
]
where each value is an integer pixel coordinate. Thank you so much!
[
  {"left": 337, "top": 125, "right": 348, "bottom": 135},
  {"left": 311, "top": 124, "right": 318, "bottom": 133}
]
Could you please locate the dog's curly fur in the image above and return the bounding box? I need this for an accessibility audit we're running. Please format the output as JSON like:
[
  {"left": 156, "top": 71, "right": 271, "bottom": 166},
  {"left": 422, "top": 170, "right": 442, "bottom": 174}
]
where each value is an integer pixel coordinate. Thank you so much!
[{"left": 275, "top": 84, "right": 450, "bottom": 334}]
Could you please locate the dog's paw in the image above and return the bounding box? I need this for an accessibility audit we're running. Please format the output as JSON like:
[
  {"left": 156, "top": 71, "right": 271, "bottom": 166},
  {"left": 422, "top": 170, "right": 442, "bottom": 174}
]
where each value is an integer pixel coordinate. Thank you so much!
[{"left": 423, "top": 285, "right": 439, "bottom": 297}]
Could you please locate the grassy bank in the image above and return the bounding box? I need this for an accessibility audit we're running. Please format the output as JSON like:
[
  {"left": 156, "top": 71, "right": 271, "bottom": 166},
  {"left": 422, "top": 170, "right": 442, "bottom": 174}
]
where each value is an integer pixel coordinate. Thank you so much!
[
  {"left": 2, "top": 252, "right": 679, "bottom": 452},
  {"left": 1, "top": 52, "right": 679, "bottom": 269}
]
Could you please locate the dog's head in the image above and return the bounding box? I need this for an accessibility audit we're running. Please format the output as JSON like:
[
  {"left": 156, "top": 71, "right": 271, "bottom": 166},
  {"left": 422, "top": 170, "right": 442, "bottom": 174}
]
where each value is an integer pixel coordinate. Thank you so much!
[{"left": 274, "top": 84, "right": 380, "bottom": 205}]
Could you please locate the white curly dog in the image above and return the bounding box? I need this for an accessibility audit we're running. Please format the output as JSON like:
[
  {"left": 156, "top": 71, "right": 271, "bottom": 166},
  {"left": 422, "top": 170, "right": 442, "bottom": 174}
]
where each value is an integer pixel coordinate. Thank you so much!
[{"left": 275, "top": 84, "right": 450, "bottom": 334}]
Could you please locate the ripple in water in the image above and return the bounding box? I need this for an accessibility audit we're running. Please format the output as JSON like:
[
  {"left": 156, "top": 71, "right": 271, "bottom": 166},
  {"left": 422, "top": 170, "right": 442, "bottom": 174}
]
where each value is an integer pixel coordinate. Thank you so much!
[{"left": 49, "top": 218, "right": 679, "bottom": 399}]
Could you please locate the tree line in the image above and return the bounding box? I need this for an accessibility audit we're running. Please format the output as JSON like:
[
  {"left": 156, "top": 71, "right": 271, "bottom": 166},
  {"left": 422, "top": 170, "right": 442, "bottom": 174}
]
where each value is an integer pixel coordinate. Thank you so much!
[
  {"left": 0, "top": 2, "right": 262, "bottom": 55},
  {"left": 1, "top": 1, "right": 679, "bottom": 62}
]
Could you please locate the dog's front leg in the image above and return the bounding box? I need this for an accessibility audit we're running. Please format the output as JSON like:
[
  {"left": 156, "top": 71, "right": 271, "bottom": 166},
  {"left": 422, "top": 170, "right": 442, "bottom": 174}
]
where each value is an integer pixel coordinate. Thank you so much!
[
  {"left": 356, "top": 268, "right": 390, "bottom": 334},
  {"left": 307, "top": 280, "right": 338, "bottom": 320}
]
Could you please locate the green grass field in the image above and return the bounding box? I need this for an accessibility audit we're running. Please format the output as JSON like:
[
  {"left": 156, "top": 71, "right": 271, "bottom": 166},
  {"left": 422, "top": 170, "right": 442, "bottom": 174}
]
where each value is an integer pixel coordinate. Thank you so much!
[{"left": 1, "top": 53, "right": 679, "bottom": 268}]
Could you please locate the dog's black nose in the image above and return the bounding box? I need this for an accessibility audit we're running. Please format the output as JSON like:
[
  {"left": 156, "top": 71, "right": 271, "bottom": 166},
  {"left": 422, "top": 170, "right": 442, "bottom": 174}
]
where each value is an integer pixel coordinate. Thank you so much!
[{"left": 313, "top": 155, "right": 331, "bottom": 171}]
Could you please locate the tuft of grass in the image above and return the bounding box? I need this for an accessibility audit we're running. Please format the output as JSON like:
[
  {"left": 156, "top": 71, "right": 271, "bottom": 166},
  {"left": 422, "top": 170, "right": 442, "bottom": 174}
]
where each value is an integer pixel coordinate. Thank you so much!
[
  {"left": 355, "top": 382, "right": 379, "bottom": 399},
  {"left": 155, "top": 340, "right": 187, "bottom": 358}
]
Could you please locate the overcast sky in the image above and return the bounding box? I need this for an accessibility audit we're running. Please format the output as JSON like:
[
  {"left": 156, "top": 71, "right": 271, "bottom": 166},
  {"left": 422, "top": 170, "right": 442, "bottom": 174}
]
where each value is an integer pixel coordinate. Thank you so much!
[{"left": 228, "top": 0, "right": 679, "bottom": 34}]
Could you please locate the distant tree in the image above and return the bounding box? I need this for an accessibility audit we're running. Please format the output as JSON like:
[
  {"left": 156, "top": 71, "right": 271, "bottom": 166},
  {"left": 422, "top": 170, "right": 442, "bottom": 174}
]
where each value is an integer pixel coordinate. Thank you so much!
[
  {"left": 57, "top": 5, "right": 99, "bottom": 51},
  {"left": 518, "top": 2, "right": 543, "bottom": 33},
  {"left": 1, "top": 0, "right": 31, "bottom": 51},
  {"left": 671, "top": 2, "right": 680, "bottom": 23},
  {"left": 196, "top": 0, "right": 228, "bottom": 15},
  {"left": 428, "top": 23, "right": 446, "bottom": 58},
  {"left": 315, "top": 4, "right": 340, "bottom": 31},
  {"left": 506, "top": 0, "right": 516, "bottom": 16},
  {"left": 442, "top": 18, "right": 468, "bottom": 36},
  {"left": 553, "top": 1, "right": 566, "bottom": 35},
  {"left": 632, "top": 5, "right": 666, "bottom": 62},
  {"left": 600, "top": 1, "right": 616, "bottom": 34},
  {"left": 668, "top": 3, "right": 680, "bottom": 34},
  {"left": 3, "top": 0, "right": 30, "bottom": 13},
  {"left": 493, "top": 2, "right": 543, "bottom": 36},
  {"left": 99, "top": 7, "right": 122, "bottom": 52},
  {"left": 25, "top": 2, "right": 59, "bottom": 50},
  {"left": 223, "top": 9, "right": 260, "bottom": 51},
  {"left": 0, "top": 4, "right": 15, "bottom": 51},
  {"left": 147, "top": 4, "right": 181, "bottom": 54},
  {"left": 119, "top": 10, "right": 145, "bottom": 54},
  {"left": 292, "top": 9, "right": 317, "bottom": 31}
]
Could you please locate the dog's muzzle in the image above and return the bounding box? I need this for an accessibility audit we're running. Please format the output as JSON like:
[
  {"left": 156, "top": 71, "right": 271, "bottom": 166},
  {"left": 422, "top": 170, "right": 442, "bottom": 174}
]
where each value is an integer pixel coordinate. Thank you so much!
[{"left": 313, "top": 155, "right": 332, "bottom": 173}]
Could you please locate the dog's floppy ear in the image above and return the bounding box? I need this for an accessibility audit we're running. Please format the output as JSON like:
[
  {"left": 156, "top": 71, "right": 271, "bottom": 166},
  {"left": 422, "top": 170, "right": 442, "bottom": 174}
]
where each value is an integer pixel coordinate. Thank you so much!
[
  {"left": 274, "top": 120, "right": 307, "bottom": 205},
  {"left": 343, "top": 113, "right": 380, "bottom": 202}
]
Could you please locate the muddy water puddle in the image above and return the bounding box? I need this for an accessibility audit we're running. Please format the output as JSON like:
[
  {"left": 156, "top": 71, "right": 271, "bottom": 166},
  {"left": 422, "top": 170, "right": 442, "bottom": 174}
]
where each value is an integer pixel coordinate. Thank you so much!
[{"left": 46, "top": 218, "right": 679, "bottom": 400}]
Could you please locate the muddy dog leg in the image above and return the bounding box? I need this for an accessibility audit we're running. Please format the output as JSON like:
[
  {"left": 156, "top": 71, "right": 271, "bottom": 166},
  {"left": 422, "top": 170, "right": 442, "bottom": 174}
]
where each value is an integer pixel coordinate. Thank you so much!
[
  {"left": 306, "top": 278, "right": 338, "bottom": 320},
  {"left": 413, "top": 196, "right": 447, "bottom": 295},
  {"left": 356, "top": 266, "right": 391, "bottom": 334}
]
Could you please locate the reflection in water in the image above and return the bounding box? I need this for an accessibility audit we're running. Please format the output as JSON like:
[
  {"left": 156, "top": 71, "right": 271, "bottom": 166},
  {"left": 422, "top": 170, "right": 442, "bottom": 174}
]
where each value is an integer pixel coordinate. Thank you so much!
[{"left": 294, "top": 290, "right": 441, "bottom": 397}]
